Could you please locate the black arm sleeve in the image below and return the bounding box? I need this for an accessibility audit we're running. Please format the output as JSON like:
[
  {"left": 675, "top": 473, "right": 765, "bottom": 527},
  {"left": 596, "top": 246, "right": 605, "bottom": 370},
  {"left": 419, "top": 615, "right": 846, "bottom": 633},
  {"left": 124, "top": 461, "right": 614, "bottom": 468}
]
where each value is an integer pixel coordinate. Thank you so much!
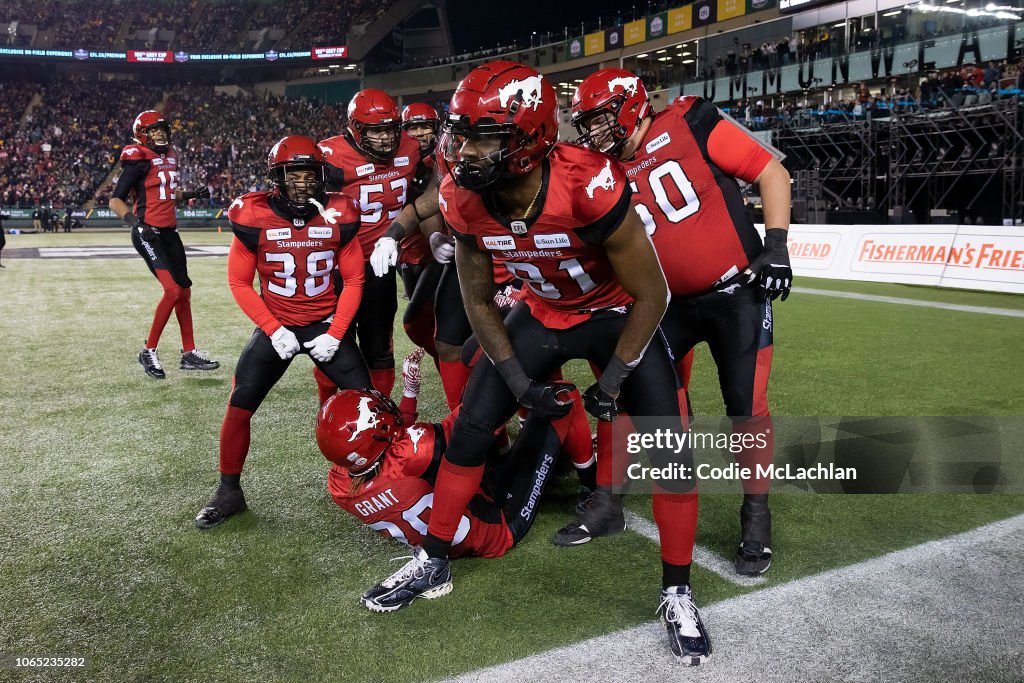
[
  {"left": 574, "top": 184, "right": 634, "bottom": 246},
  {"left": 231, "top": 222, "right": 261, "bottom": 253},
  {"left": 111, "top": 160, "right": 149, "bottom": 201}
]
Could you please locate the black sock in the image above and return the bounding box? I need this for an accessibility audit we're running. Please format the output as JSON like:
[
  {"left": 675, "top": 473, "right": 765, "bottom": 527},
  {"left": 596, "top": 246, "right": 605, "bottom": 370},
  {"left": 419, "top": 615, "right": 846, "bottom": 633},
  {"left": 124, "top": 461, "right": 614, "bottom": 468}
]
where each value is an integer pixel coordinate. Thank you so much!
[
  {"left": 219, "top": 473, "right": 242, "bottom": 491},
  {"left": 576, "top": 462, "right": 597, "bottom": 491},
  {"left": 662, "top": 561, "right": 691, "bottom": 589},
  {"left": 422, "top": 533, "right": 451, "bottom": 560}
]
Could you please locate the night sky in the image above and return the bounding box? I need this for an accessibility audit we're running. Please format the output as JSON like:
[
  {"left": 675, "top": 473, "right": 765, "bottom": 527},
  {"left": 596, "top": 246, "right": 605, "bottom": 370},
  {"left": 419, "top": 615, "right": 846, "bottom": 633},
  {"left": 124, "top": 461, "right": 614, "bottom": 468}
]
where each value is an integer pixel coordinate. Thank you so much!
[{"left": 445, "top": 0, "right": 645, "bottom": 53}]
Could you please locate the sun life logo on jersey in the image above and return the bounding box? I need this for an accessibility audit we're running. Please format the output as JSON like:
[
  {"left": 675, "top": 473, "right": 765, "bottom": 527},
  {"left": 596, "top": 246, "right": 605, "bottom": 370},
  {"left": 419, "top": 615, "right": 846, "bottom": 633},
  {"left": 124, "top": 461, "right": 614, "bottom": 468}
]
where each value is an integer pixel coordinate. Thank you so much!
[
  {"left": 498, "top": 74, "right": 545, "bottom": 111},
  {"left": 348, "top": 396, "right": 380, "bottom": 442},
  {"left": 645, "top": 132, "right": 671, "bottom": 154},
  {"left": 585, "top": 159, "right": 617, "bottom": 199},
  {"left": 534, "top": 233, "right": 570, "bottom": 249},
  {"left": 393, "top": 156, "right": 409, "bottom": 167},
  {"left": 308, "top": 226, "right": 333, "bottom": 238}
]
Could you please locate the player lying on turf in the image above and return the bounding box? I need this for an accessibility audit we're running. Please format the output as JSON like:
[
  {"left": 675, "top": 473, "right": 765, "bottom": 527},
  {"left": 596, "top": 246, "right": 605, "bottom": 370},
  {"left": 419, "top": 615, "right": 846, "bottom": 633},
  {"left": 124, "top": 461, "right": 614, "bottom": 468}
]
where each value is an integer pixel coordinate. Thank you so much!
[{"left": 318, "top": 386, "right": 570, "bottom": 572}]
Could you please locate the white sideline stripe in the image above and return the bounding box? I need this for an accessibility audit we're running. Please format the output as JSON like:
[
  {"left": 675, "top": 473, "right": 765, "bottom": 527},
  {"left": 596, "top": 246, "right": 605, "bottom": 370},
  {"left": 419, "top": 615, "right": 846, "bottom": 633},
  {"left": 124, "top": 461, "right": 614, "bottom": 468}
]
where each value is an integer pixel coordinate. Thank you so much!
[
  {"left": 624, "top": 511, "right": 767, "bottom": 588},
  {"left": 443, "top": 512, "right": 1024, "bottom": 683},
  {"left": 796, "top": 286, "right": 1024, "bottom": 318}
]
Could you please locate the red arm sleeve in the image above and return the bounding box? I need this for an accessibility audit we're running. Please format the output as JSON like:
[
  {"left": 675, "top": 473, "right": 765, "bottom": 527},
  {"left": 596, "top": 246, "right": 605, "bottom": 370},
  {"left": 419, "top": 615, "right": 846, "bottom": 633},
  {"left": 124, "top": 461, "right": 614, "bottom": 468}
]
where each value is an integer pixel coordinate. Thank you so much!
[
  {"left": 706, "top": 119, "right": 773, "bottom": 184},
  {"left": 227, "top": 237, "right": 281, "bottom": 336},
  {"left": 326, "top": 237, "right": 365, "bottom": 339}
]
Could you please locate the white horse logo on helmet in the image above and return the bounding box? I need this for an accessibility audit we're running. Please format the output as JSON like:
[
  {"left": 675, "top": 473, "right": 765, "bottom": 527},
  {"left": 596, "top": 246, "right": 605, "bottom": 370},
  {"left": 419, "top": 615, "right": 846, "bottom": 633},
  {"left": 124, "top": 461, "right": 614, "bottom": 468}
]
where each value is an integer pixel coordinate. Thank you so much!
[
  {"left": 348, "top": 396, "right": 380, "bottom": 442},
  {"left": 498, "top": 75, "right": 545, "bottom": 111},
  {"left": 585, "top": 159, "right": 616, "bottom": 199},
  {"left": 608, "top": 76, "right": 640, "bottom": 96}
]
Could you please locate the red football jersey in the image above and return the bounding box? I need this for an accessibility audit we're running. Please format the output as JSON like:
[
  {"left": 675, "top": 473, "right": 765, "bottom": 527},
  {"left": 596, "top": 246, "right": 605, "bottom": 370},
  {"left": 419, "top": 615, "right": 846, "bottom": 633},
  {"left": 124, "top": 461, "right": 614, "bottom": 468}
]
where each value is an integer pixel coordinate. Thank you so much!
[
  {"left": 624, "top": 97, "right": 772, "bottom": 296},
  {"left": 227, "top": 191, "right": 362, "bottom": 334},
  {"left": 317, "top": 132, "right": 423, "bottom": 260},
  {"left": 439, "top": 144, "right": 634, "bottom": 329},
  {"left": 327, "top": 415, "right": 514, "bottom": 559},
  {"left": 114, "top": 144, "right": 179, "bottom": 228}
]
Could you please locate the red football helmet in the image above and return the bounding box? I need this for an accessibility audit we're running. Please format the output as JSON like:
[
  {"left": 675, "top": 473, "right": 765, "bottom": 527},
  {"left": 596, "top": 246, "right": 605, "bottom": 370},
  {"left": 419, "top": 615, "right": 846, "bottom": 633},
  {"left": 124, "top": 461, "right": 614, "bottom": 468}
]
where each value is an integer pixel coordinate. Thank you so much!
[
  {"left": 572, "top": 68, "right": 651, "bottom": 156},
  {"left": 347, "top": 88, "right": 402, "bottom": 162},
  {"left": 132, "top": 110, "right": 171, "bottom": 153},
  {"left": 317, "top": 389, "right": 403, "bottom": 476},
  {"left": 442, "top": 61, "right": 557, "bottom": 190},
  {"left": 267, "top": 135, "right": 328, "bottom": 216},
  {"left": 401, "top": 102, "right": 440, "bottom": 153}
]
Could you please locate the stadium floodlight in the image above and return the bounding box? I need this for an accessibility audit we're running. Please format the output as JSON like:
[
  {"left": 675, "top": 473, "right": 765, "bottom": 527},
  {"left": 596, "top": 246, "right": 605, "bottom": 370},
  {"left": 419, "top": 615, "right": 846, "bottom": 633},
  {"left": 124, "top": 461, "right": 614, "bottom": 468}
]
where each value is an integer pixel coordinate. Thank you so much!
[{"left": 635, "top": 53, "right": 648, "bottom": 58}]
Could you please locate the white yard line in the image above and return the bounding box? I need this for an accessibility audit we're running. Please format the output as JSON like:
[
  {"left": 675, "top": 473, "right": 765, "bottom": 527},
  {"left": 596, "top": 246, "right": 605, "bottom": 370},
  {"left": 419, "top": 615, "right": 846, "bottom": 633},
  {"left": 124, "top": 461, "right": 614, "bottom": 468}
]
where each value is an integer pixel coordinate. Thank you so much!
[
  {"left": 444, "top": 512, "right": 1024, "bottom": 683},
  {"left": 796, "top": 286, "right": 1024, "bottom": 318}
]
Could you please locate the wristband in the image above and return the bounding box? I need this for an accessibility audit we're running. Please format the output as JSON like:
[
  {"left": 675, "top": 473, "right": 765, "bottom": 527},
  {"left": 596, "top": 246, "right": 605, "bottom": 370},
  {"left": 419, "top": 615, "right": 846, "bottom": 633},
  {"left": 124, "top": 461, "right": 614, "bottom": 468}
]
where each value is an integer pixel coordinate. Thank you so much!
[
  {"left": 495, "top": 357, "right": 531, "bottom": 399},
  {"left": 597, "top": 354, "right": 637, "bottom": 398}
]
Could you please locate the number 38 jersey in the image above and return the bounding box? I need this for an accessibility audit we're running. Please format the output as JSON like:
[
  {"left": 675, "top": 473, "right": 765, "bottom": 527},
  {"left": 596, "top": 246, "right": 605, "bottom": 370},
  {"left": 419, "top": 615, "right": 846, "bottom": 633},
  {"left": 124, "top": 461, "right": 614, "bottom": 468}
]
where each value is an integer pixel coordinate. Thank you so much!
[
  {"left": 112, "top": 144, "right": 180, "bottom": 228},
  {"left": 227, "top": 191, "right": 362, "bottom": 334},
  {"left": 327, "top": 414, "right": 514, "bottom": 559},
  {"left": 440, "top": 143, "right": 634, "bottom": 330},
  {"left": 624, "top": 96, "right": 773, "bottom": 296},
  {"left": 317, "top": 132, "right": 423, "bottom": 260}
]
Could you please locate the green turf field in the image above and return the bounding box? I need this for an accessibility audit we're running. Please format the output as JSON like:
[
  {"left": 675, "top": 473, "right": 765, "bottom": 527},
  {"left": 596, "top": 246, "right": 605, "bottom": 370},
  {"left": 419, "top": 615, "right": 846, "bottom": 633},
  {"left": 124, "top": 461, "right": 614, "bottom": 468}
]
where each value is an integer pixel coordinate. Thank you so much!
[{"left": 1, "top": 231, "right": 1022, "bottom": 682}]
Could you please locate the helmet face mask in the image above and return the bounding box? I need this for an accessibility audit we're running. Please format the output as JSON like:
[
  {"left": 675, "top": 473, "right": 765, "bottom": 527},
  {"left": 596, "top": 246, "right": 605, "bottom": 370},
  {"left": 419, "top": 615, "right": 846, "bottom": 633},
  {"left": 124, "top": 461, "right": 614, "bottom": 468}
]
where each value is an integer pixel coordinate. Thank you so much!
[
  {"left": 351, "top": 120, "right": 401, "bottom": 162},
  {"left": 443, "top": 114, "right": 532, "bottom": 191},
  {"left": 143, "top": 122, "right": 171, "bottom": 152},
  {"left": 132, "top": 110, "right": 171, "bottom": 153},
  {"left": 267, "top": 136, "right": 328, "bottom": 218},
  {"left": 347, "top": 89, "right": 403, "bottom": 163},
  {"left": 402, "top": 103, "right": 440, "bottom": 154},
  {"left": 573, "top": 104, "right": 627, "bottom": 155},
  {"left": 572, "top": 69, "right": 650, "bottom": 158}
]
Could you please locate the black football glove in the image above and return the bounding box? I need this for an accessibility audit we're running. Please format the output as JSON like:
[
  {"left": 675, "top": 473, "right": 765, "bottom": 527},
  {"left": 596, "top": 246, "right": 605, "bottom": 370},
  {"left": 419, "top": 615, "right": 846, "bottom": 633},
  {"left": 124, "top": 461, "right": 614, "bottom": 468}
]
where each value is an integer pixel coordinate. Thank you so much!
[
  {"left": 583, "top": 383, "right": 618, "bottom": 422},
  {"left": 745, "top": 228, "right": 793, "bottom": 301},
  {"left": 125, "top": 213, "right": 159, "bottom": 242},
  {"left": 518, "top": 380, "right": 576, "bottom": 419}
]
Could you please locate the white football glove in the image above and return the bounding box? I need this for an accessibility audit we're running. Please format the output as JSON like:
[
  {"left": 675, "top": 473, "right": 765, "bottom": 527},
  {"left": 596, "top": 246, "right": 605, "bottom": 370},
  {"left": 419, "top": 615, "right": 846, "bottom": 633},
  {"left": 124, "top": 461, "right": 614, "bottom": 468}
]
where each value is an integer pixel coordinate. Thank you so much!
[
  {"left": 303, "top": 333, "right": 341, "bottom": 363},
  {"left": 370, "top": 237, "right": 398, "bottom": 277},
  {"left": 429, "top": 232, "right": 456, "bottom": 264},
  {"left": 269, "top": 326, "right": 301, "bottom": 360}
]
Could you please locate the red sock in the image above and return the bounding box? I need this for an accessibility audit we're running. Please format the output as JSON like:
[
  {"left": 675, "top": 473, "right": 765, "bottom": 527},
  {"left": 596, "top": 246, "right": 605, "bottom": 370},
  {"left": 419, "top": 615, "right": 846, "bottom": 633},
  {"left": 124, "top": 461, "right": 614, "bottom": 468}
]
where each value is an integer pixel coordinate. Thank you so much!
[
  {"left": 146, "top": 270, "right": 181, "bottom": 349},
  {"left": 427, "top": 459, "right": 484, "bottom": 542},
  {"left": 219, "top": 405, "right": 254, "bottom": 475},
  {"left": 677, "top": 348, "right": 695, "bottom": 393},
  {"left": 596, "top": 415, "right": 635, "bottom": 489},
  {"left": 313, "top": 367, "right": 337, "bottom": 406},
  {"left": 652, "top": 489, "right": 699, "bottom": 565},
  {"left": 553, "top": 393, "right": 594, "bottom": 468},
  {"left": 370, "top": 368, "right": 395, "bottom": 396},
  {"left": 399, "top": 395, "right": 418, "bottom": 425},
  {"left": 439, "top": 359, "right": 471, "bottom": 411},
  {"left": 174, "top": 287, "right": 195, "bottom": 353},
  {"left": 733, "top": 414, "right": 774, "bottom": 495}
]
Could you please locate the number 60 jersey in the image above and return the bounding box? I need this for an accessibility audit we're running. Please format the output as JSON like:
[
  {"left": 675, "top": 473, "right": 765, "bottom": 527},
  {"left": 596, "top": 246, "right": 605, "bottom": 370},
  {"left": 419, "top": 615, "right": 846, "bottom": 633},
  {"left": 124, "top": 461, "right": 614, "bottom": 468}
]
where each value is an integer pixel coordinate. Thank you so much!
[{"left": 227, "top": 192, "right": 362, "bottom": 335}]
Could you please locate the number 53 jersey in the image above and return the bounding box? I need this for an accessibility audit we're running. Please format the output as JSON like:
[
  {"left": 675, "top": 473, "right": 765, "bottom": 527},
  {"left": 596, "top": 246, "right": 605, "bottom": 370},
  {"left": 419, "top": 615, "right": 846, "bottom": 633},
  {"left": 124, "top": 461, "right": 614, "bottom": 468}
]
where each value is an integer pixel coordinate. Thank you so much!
[
  {"left": 440, "top": 143, "right": 635, "bottom": 330},
  {"left": 227, "top": 191, "right": 362, "bottom": 333},
  {"left": 625, "top": 96, "right": 773, "bottom": 297}
]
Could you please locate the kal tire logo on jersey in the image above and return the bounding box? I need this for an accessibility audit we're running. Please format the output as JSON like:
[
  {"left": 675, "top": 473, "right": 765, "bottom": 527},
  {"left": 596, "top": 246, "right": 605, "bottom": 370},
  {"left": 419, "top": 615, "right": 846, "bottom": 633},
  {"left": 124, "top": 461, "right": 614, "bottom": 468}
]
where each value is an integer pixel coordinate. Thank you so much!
[
  {"left": 356, "top": 163, "right": 375, "bottom": 177},
  {"left": 267, "top": 228, "right": 292, "bottom": 241},
  {"left": 608, "top": 76, "right": 639, "bottom": 96},
  {"left": 509, "top": 220, "right": 528, "bottom": 236},
  {"left": 393, "top": 156, "right": 409, "bottom": 167},
  {"left": 645, "top": 132, "right": 671, "bottom": 154},
  {"left": 308, "top": 227, "right": 333, "bottom": 238},
  {"left": 498, "top": 75, "right": 545, "bottom": 111},
  {"left": 585, "top": 159, "right": 617, "bottom": 199},
  {"left": 534, "top": 233, "right": 571, "bottom": 249},
  {"left": 483, "top": 235, "right": 516, "bottom": 250}
]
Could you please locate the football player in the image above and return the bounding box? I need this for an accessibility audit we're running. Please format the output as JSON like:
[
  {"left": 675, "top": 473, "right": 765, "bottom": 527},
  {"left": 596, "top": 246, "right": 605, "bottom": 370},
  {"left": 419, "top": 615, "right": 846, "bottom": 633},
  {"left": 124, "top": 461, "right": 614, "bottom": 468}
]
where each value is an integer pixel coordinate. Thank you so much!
[
  {"left": 314, "top": 89, "right": 425, "bottom": 400},
  {"left": 110, "top": 110, "right": 219, "bottom": 379},
  {"left": 194, "top": 136, "right": 372, "bottom": 529},
  {"left": 360, "top": 62, "right": 711, "bottom": 666},
  {"left": 320, "top": 381, "right": 567, "bottom": 570},
  {"left": 571, "top": 69, "right": 792, "bottom": 576}
]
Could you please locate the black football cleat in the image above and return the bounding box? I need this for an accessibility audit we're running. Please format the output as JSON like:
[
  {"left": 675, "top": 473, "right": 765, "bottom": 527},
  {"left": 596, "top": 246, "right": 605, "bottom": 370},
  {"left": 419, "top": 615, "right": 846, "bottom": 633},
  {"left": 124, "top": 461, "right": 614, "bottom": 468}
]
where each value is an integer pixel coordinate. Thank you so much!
[
  {"left": 195, "top": 487, "right": 247, "bottom": 529},
  {"left": 361, "top": 548, "right": 453, "bottom": 612},
  {"left": 180, "top": 349, "right": 220, "bottom": 371},
  {"left": 735, "top": 493, "right": 773, "bottom": 576},
  {"left": 552, "top": 487, "right": 625, "bottom": 546},
  {"left": 658, "top": 585, "right": 712, "bottom": 666},
  {"left": 574, "top": 484, "right": 595, "bottom": 516},
  {"left": 138, "top": 347, "right": 166, "bottom": 379}
]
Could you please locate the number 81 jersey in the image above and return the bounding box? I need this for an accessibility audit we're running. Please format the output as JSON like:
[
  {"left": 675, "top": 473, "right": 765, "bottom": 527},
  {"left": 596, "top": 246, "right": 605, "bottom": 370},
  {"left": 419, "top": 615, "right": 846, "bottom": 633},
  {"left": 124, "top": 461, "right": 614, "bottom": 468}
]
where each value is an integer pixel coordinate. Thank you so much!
[{"left": 228, "top": 191, "right": 361, "bottom": 327}]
